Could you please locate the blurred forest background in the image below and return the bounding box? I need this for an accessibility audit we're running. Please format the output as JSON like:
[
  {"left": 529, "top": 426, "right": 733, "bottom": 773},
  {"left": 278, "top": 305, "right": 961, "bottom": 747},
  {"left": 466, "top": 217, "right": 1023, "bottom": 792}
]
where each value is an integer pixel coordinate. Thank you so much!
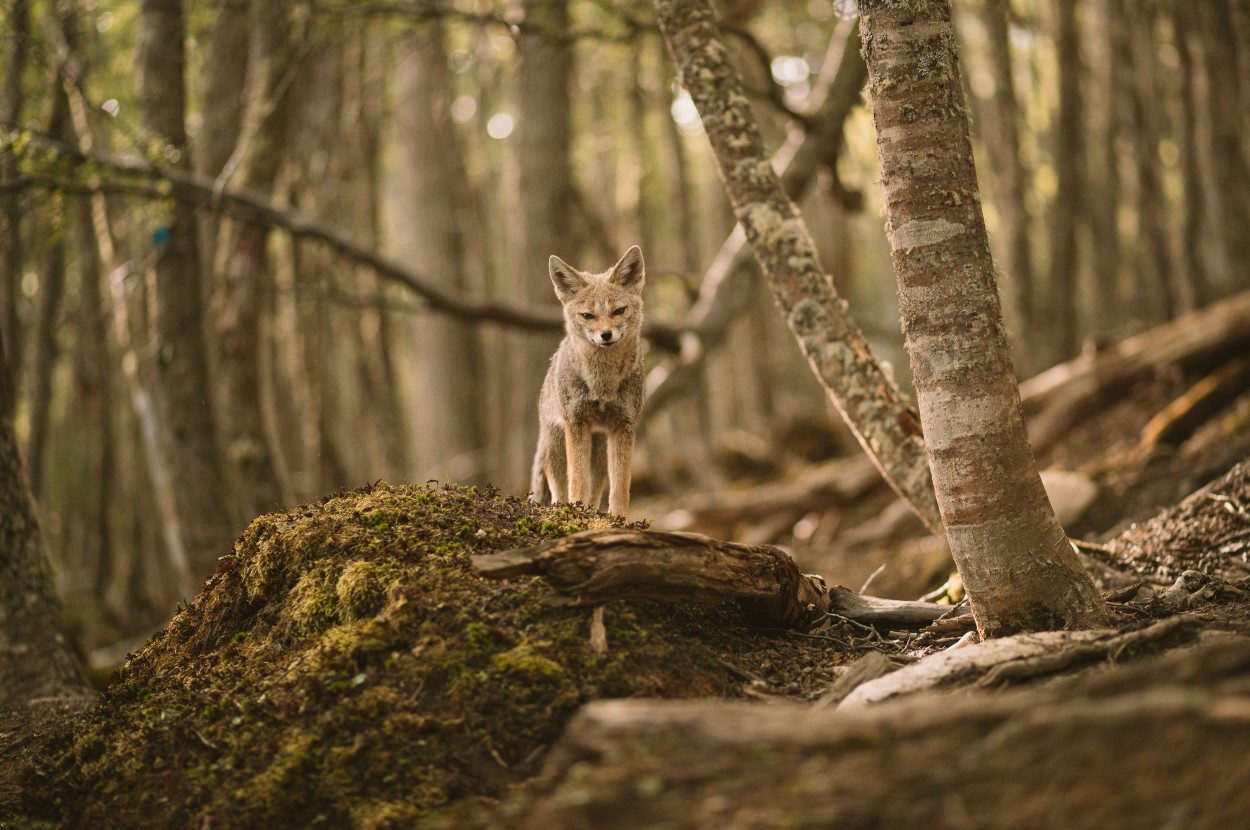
[{"left": 2, "top": 0, "right": 1249, "bottom": 660}]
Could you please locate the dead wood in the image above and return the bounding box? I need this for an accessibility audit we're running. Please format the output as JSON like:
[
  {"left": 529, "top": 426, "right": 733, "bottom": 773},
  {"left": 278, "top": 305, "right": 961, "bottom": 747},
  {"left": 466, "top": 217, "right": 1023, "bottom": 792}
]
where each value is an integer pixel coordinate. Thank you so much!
[
  {"left": 656, "top": 455, "right": 880, "bottom": 536},
  {"left": 823, "top": 586, "right": 950, "bottom": 629},
  {"left": 1019, "top": 290, "right": 1250, "bottom": 455},
  {"left": 504, "top": 635, "right": 1250, "bottom": 830},
  {"left": 1138, "top": 356, "right": 1250, "bottom": 455},
  {"left": 473, "top": 529, "right": 832, "bottom": 630},
  {"left": 812, "top": 650, "right": 899, "bottom": 708},
  {"left": 474, "top": 529, "right": 953, "bottom": 632},
  {"left": 841, "top": 615, "right": 1201, "bottom": 708}
]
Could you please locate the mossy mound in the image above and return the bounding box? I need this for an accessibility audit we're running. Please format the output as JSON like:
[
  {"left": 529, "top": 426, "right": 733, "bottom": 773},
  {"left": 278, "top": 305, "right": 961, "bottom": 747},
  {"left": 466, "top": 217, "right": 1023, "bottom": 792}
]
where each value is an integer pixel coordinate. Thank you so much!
[{"left": 19, "top": 483, "right": 821, "bottom": 829}]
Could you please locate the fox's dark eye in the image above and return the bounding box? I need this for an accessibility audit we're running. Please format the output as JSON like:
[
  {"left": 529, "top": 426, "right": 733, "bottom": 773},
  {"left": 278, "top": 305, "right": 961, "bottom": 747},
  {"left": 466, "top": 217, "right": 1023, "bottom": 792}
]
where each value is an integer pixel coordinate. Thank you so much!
[
  {"left": 611, "top": 307, "right": 626, "bottom": 317},
  {"left": 580, "top": 312, "right": 594, "bottom": 320}
]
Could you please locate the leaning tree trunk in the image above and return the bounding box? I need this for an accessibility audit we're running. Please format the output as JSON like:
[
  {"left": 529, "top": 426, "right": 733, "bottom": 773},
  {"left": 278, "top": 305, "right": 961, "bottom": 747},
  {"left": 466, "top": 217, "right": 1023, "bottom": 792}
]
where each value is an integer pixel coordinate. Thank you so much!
[
  {"left": 135, "top": 0, "right": 239, "bottom": 583},
  {"left": 652, "top": 0, "right": 942, "bottom": 535},
  {"left": 0, "top": 333, "right": 92, "bottom": 708},
  {"left": 857, "top": 0, "right": 1108, "bottom": 636}
]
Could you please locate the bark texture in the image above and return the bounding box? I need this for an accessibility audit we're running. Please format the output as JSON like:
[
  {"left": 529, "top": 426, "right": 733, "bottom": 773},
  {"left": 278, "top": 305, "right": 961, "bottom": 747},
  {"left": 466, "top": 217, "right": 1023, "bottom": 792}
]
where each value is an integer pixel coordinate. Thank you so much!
[
  {"left": 980, "top": 0, "right": 1035, "bottom": 338},
  {"left": 397, "top": 23, "right": 485, "bottom": 483},
  {"left": 1048, "top": 0, "right": 1083, "bottom": 361},
  {"left": 0, "top": 338, "right": 92, "bottom": 708},
  {"left": 211, "top": 0, "right": 295, "bottom": 519},
  {"left": 510, "top": 0, "right": 575, "bottom": 490},
  {"left": 511, "top": 637, "right": 1250, "bottom": 830},
  {"left": 653, "top": 0, "right": 941, "bottom": 535},
  {"left": 136, "top": 0, "right": 238, "bottom": 581},
  {"left": 474, "top": 528, "right": 832, "bottom": 630},
  {"left": 857, "top": 0, "right": 1108, "bottom": 635}
]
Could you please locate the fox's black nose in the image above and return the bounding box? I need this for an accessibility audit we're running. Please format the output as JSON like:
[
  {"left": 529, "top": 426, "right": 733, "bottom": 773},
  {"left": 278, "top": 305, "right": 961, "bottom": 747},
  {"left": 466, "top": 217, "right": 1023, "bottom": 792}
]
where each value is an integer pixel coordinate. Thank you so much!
[{"left": 600, "top": 331, "right": 613, "bottom": 342}]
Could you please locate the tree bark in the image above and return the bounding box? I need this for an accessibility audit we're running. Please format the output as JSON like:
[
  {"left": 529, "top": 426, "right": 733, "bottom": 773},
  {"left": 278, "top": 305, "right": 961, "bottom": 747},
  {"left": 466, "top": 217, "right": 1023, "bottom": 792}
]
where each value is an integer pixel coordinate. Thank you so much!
[
  {"left": 473, "top": 528, "right": 950, "bottom": 631},
  {"left": 0, "top": 328, "right": 92, "bottom": 708},
  {"left": 0, "top": 0, "right": 29, "bottom": 404},
  {"left": 397, "top": 22, "right": 485, "bottom": 483},
  {"left": 857, "top": 0, "right": 1108, "bottom": 636},
  {"left": 1126, "top": 0, "right": 1177, "bottom": 321},
  {"left": 135, "top": 0, "right": 238, "bottom": 581},
  {"left": 509, "top": 0, "right": 576, "bottom": 492},
  {"left": 652, "top": 0, "right": 941, "bottom": 535},
  {"left": 209, "top": 0, "right": 295, "bottom": 519},
  {"left": 980, "top": 0, "right": 1036, "bottom": 343},
  {"left": 644, "top": 21, "right": 868, "bottom": 419},
  {"left": 1047, "top": 0, "right": 1084, "bottom": 361},
  {"left": 512, "top": 637, "right": 1250, "bottom": 830},
  {"left": 1197, "top": 2, "right": 1250, "bottom": 301}
]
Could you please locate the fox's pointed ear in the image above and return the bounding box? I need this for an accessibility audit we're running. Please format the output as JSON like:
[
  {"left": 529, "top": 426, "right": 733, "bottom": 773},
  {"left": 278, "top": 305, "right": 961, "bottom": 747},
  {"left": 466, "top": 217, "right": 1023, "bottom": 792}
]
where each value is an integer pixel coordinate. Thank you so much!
[
  {"left": 609, "top": 245, "right": 645, "bottom": 292},
  {"left": 549, "top": 255, "right": 584, "bottom": 301}
]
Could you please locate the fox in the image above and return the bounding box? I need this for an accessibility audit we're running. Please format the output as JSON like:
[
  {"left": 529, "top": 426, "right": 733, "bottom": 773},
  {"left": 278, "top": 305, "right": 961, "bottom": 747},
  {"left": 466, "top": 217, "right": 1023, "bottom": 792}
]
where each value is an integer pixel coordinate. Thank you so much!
[{"left": 531, "top": 245, "right": 646, "bottom": 517}]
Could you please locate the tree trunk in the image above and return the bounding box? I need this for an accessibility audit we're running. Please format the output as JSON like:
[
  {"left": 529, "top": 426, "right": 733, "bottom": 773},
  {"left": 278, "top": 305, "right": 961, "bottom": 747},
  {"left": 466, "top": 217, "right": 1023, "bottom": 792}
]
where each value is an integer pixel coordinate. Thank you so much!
[
  {"left": 980, "top": 0, "right": 1036, "bottom": 346},
  {"left": 0, "top": 332, "right": 92, "bottom": 708},
  {"left": 193, "top": 0, "right": 249, "bottom": 272},
  {"left": 1088, "top": 0, "right": 1128, "bottom": 334},
  {"left": 1126, "top": 0, "right": 1177, "bottom": 321},
  {"left": 509, "top": 0, "right": 575, "bottom": 493},
  {"left": 857, "top": 0, "right": 1109, "bottom": 636},
  {"left": 1197, "top": 2, "right": 1250, "bottom": 301},
  {"left": 135, "top": 0, "right": 238, "bottom": 582},
  {"left": 23, "top": 73, "right": 72, "bottom": 498},
  {"left": 652, "top": 0, "right": 941, "bottom": 535},
  {"left": 0, "top": 0, "right": 29, "bottom": 405},
  {"left": 1047, "top": 0, "right": 1084, "bottom": 362},
  {"left": 396, "top": 22, "right": 485, "bottom": 484},
  {"left": 1170, "top": 4, "right": 1211, "bottom": 309},
  {"left": 210, "top": 0, "right": 295, "bottom": 519}
]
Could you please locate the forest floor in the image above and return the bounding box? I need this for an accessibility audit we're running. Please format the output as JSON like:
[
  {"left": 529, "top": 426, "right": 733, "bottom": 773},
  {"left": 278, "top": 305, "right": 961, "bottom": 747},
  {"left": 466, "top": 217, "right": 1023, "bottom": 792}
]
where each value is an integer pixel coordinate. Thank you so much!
[{"left": 3, "top": 355, "right": 1250, "bottom": 828}]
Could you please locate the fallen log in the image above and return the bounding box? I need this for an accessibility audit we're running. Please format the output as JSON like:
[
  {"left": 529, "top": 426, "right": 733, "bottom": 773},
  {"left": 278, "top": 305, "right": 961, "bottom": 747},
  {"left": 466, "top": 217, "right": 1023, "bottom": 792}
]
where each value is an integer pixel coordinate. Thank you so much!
[
  {"left": 503, "top": 635, "right": 1250, "bottom": 830},
  {"left": 1137, "top": 356, "right": 1250, "bottom": 456},
  {"left": 473, "top": 529, "right": 950, "bottom": 632},
  {"left": 656, "top": 455, "right": 881, "bottom": 536},
  {"left": 1020, "top": 290, "right": 1250, "bottom": 455}
]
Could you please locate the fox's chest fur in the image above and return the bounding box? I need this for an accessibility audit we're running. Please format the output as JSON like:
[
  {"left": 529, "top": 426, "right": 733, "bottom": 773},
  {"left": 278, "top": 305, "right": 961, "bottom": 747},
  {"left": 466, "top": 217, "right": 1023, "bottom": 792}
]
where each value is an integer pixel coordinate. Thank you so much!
[{"left": 551, "top": 336, "right": 644, "bottom": 430}]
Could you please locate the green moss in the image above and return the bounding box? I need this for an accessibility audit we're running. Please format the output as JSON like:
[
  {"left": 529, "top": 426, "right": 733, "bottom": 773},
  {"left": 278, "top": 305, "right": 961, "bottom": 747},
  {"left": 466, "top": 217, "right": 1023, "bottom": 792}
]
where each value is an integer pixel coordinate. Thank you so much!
[{"left": 11, "top": 482, "right": 846, "bottom": 829}]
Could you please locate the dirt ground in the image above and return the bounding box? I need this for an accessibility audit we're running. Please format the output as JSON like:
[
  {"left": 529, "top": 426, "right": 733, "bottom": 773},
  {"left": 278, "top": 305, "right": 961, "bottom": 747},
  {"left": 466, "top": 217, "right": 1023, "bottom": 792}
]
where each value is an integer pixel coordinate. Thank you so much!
[{"left": 3, "top": 375, "right": 1250, "bottom": 828}]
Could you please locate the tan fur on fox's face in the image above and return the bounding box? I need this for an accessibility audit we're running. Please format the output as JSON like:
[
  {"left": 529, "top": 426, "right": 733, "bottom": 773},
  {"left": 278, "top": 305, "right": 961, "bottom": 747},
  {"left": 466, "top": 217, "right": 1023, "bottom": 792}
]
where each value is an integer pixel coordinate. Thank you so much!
[
  {"left": 532, "top": 246, "right": 646, "bottom": 517},
  {"left": 549, "top": 253, "right": 644, "bottom": 348}
]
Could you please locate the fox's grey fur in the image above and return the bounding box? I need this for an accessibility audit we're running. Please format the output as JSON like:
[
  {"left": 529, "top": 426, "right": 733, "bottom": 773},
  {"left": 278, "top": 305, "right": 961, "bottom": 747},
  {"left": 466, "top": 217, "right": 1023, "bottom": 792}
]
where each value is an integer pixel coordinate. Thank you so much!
[{"left": 531, "top": 246, "right": 645, "bottom": 516}]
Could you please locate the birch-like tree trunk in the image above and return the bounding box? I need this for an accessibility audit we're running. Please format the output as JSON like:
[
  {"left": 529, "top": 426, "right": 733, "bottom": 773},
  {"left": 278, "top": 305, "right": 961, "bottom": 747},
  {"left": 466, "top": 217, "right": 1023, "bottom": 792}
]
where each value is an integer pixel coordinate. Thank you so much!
[
  {"left": 652, "top": 0, "right": 941, "bottom": 535},
  {"left": 136, "top": 0, "right": 238, "bottom": 581},
  {"left": 857, "top": 0, "right": 1109, "bottom": 636}
]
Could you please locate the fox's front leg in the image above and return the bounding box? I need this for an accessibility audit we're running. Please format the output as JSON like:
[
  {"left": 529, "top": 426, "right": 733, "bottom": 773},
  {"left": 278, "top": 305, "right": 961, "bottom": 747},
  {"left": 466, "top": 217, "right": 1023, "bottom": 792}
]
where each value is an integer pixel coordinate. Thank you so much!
[
  {"left": 564, "top": 421, "right": 593, "bottom": 505},
  {"left": 606, "top": 428, "right": 635, "bottom": 516}
]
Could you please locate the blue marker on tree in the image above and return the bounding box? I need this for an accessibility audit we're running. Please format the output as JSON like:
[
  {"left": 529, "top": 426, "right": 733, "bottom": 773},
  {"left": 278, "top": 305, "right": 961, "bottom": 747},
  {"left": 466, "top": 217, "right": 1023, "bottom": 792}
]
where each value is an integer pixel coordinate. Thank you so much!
[{"left": 152, "top": 225, "right": 172, "bottom": 247}]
